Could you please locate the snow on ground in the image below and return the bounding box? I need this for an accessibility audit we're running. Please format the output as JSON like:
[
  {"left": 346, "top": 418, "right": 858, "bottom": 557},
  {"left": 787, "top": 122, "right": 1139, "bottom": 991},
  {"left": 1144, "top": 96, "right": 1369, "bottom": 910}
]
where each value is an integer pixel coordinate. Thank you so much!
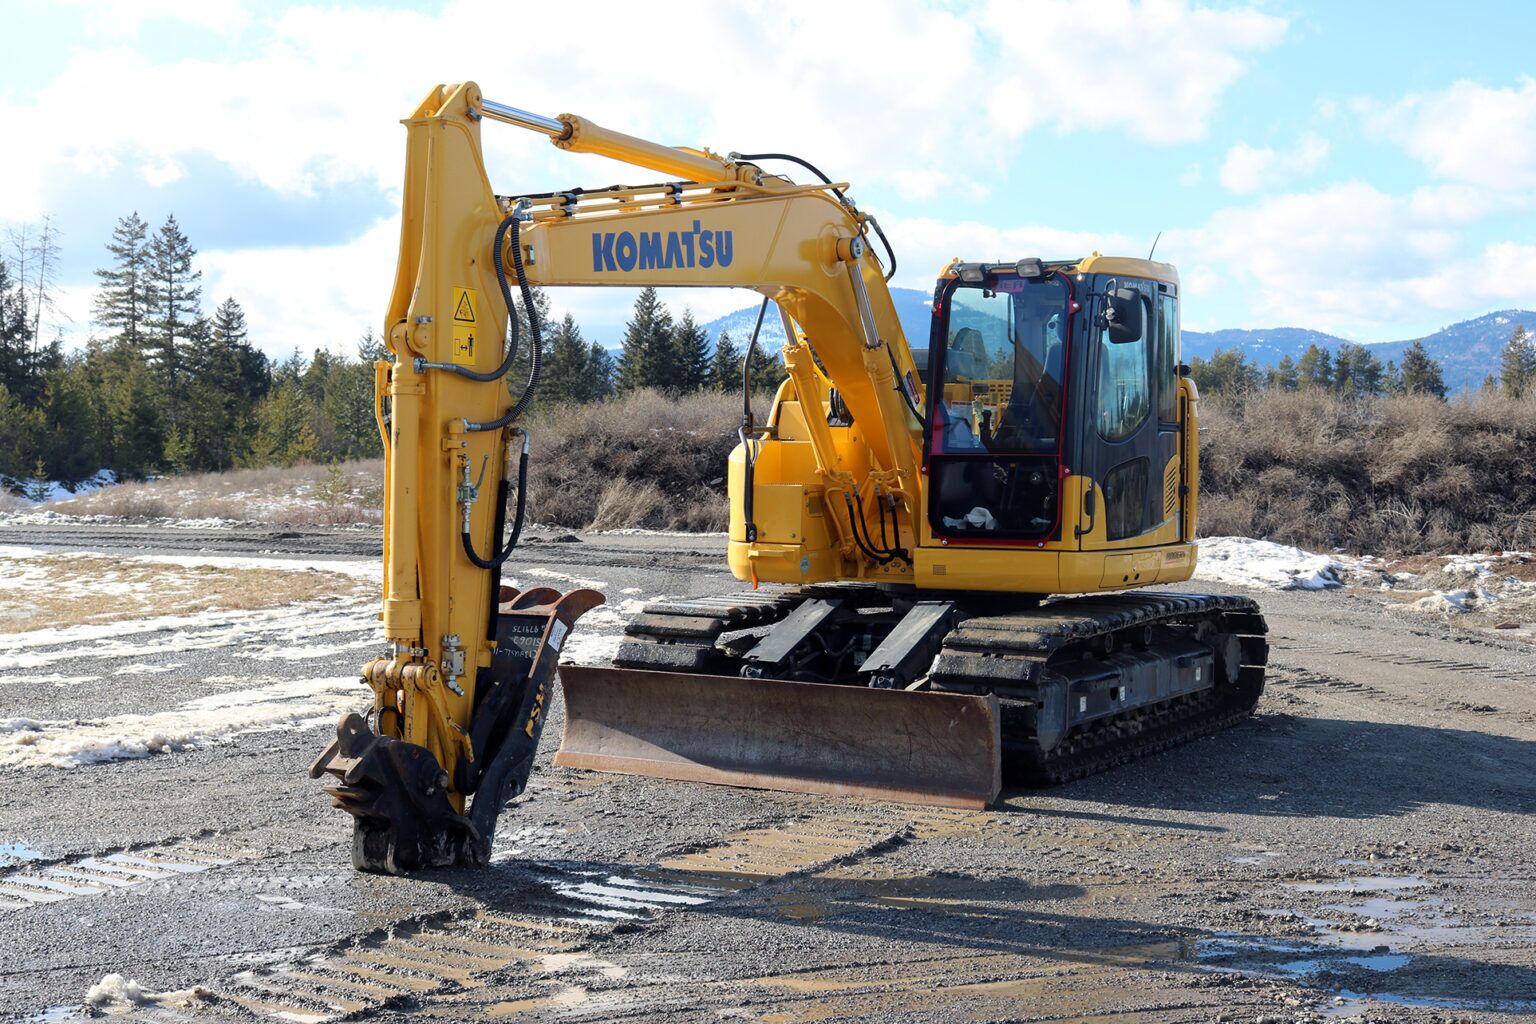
[
  {"left": 0, "top": 675, "right": 364, "bottom": 769},
  {"left": 0, "top": 469, "right": 117, "bottom": 505},
  {"left": 1195, "top": 537, "right": 1536, "bottom": 626},
  {"left": 558, "top": 597, "right": 661, "bottom": 668},
  {"left": 135, "top": 552, "right": 381, "bottom": 581},
  {"left": 519, "top": 567, "right": 609, "bottom": 591},
  {"left": 0, "top": 598, "right": 376, "bottom": 676},
  {"left": 1194, "top": 537, "right": 1360, "bottom": 591}
]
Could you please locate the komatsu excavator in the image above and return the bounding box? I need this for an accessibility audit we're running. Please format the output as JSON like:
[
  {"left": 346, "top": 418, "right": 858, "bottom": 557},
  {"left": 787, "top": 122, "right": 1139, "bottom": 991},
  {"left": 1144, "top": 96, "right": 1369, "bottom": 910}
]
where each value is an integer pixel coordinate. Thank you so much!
[{"left": 312, "top": 82, "right": 1269, "bottom": 873}]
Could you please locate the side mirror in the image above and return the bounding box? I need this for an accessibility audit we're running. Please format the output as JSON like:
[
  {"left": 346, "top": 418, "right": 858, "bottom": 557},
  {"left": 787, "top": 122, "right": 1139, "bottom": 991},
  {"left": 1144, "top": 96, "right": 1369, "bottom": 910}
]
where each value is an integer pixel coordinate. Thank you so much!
[{"left": 1105, "top": 288, "right": 1144, "bottom": 343}]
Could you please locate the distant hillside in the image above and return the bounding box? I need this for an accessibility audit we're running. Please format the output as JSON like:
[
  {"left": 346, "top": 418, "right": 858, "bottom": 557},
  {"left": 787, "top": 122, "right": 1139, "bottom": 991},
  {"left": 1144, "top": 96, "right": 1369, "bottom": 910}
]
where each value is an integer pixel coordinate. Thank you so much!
[
  {"left": 701, "top": 287, "right": 935, "bottom": 349},
  {"left": 1180, "top": 327, "right": 1354, "bottom": 364},
  {"left": 701, "top": 292, "right": 1536, "bottom": 394},
  {"left": 1186, "top": 310, "right": 1536, "bottom": 392}
]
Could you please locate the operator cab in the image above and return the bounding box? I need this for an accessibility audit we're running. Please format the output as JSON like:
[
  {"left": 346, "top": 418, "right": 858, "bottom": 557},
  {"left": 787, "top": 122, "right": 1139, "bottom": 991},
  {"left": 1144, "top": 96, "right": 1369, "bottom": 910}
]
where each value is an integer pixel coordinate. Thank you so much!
[{"left": 924, "top": 256, "right": 1182, "bottom": 546}]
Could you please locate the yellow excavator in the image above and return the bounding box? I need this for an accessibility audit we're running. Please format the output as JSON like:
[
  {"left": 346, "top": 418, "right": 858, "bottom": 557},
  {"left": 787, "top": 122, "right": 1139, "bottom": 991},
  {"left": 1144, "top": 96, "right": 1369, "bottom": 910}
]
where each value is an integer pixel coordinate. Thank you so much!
[{"left": 311, "top": 83, "right": 1268, "bottom": 873}]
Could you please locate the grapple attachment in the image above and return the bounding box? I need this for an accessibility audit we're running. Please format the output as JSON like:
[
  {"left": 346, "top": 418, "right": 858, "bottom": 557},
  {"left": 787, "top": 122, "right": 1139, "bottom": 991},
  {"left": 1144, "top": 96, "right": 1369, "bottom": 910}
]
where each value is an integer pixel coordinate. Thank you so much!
[
  {"left": 554, "top": 666, "right": 1001, "bottom": 809},
  {"left": 312, "top": 587, "right": 604, "bottom": 874}
]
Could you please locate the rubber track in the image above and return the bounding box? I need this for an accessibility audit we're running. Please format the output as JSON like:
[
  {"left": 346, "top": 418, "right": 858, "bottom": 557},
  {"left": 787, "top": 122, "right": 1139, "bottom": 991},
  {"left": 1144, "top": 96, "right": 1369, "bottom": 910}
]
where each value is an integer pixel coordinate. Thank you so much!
[
  {"left": 615, "top": 589, "right": 1269, "bottom": 787},
  {"left": 930, "top": 592, "right": 1268, "bottom": 785}
]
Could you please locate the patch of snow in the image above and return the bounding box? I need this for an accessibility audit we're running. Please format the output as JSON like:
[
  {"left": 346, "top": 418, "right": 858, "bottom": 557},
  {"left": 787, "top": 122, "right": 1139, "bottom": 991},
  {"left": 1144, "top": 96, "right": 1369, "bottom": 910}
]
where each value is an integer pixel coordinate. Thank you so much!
[
  {"left": 0, "top": 675, "right": 364, "bottom": 769},
  {"left": 86, "top": 973, "right": 147, "bottom": 1006},
  {"left": 592, "top": 528, "right": 729, "bottom": 538},
  {"left": 520, "top": 567, "right": 608, "bottom": 590},
  {"left": 1408, "top": 589, "right": 1500, "bottom": 614},
  {"left": 1195, "top": 537, "right": 1360, "bottom": 591},
  {"left": 0, "top": 673, "right": 101, "bottom": 687},
  {"left": 557, "top": 595, "right": 663, "bottom": 668},
  {"left": 132, "top": 552, "right": 380, "bottom": 580}
]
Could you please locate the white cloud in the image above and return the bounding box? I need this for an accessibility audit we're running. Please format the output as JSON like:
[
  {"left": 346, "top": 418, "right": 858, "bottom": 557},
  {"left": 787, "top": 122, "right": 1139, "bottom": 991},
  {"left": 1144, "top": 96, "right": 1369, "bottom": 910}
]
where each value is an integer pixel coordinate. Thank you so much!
[
  {"left": 2, "top": 0, "right": 1291, "bottom": 348},
  {"left": 1218, "top": 132, "right": 1328, "bottom": 193},
  {"left": 1163, "top": 181, "right": 1536, "bottom": 336},
  {"left": 51, "top": 0, "right": 251, "bottom": 36},
  {"left": 1362, "top": 76, "right": 1536, "bottom": 189},
  {"left": 1, "top": 0, "right": 1287, "bottom": 222},
  {"left": 878, "top": 214, "right": 1146, "bottom": 290},
  {"left": 983, "top": 0, "right": 1287, "bottom": 145}
]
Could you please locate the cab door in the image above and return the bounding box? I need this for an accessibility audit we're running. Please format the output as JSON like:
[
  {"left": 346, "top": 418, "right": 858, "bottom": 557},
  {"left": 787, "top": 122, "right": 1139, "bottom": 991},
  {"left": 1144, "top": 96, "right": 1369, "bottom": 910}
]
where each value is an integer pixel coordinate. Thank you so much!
[{"left": 1083, "top": 280, "right": 1180, "bottom": 544}]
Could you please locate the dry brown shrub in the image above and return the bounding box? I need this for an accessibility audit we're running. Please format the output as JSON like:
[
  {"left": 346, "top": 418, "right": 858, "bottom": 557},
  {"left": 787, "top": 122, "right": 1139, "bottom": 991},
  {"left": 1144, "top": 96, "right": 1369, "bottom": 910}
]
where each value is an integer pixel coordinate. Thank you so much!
[
  {"left": 526, "top": 389, "right": 755, "bottom": 531},
  {"left": 37, "top": 460, "right": 385, "bottom": 525},
  {"left": 1199, "top": 388, "right": 1536, "bottom": 553}
]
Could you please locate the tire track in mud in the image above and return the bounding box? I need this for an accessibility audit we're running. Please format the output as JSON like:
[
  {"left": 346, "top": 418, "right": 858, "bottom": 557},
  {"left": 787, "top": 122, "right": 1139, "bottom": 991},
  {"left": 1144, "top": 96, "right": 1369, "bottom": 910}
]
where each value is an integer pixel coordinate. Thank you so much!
[
  {"left": 212, "top": 810, "right": 918, "bottom": 1021},
  {"left": 0, "top": 832, "right": 301, "bottom": 913}
]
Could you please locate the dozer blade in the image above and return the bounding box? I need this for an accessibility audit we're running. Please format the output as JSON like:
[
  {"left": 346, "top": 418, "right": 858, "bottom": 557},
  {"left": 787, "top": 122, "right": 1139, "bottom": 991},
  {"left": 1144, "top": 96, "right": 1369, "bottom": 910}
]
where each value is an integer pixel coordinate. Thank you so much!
[{"left": 554, "top": 666, "right": 1001, "bottom": 809}]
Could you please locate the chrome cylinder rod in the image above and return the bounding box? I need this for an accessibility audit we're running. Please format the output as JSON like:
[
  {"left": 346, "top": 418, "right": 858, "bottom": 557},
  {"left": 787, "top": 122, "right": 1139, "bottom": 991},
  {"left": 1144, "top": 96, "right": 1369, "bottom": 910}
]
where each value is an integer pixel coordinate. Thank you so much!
[{"left": 477, "top": 99, "right": 569, "bottom": 138}]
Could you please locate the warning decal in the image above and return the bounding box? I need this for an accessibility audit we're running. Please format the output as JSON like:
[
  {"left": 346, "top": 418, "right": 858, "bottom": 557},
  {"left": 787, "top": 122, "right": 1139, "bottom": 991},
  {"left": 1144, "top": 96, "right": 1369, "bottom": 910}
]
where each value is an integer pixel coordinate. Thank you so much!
[
  {"left": 452, "top": 324, "right": 477, "bottom": 365},
  {"left": 452, "top": 286, "right": 478, "bottom": 324}
]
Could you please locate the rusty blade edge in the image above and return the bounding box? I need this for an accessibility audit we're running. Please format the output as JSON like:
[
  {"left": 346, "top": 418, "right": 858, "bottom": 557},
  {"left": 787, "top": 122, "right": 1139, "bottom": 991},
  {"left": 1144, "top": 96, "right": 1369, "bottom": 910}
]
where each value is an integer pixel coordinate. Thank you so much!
[{"left": 551, "top": 749, "right": 992, "bottom": 810}]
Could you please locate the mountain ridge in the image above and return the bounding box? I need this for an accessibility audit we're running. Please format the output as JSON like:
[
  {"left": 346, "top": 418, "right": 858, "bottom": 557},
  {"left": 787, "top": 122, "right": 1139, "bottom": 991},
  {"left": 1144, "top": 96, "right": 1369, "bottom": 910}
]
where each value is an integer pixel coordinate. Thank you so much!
[{"left": 696, "top": 295, "right": 1534, "bottom": 393}]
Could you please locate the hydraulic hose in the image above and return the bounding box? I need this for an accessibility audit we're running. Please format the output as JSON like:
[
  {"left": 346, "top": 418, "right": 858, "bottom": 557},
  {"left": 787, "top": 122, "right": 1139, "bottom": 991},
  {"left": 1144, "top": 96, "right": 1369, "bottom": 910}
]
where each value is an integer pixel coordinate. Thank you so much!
[
  {"left": 463, "top": 213, "right": 542, "bottom": 432},
  {"left": 741, "top": 297, "right": 770, "bottom": 430},
  {"left": 729, "top": 152, "right": 897, "bottom": 281},
  {"left": 420, "top": 214, "right": 522, "bottom": 384},
  {"left": 461, "top": 432, "right": 529, "bottom": 570}
]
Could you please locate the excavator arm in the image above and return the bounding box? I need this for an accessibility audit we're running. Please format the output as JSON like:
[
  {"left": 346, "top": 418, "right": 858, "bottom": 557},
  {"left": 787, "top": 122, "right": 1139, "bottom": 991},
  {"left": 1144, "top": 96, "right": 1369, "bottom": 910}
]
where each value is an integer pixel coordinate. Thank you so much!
[{"left": 309, "top": 82, "right": 974, "bottom": 872}]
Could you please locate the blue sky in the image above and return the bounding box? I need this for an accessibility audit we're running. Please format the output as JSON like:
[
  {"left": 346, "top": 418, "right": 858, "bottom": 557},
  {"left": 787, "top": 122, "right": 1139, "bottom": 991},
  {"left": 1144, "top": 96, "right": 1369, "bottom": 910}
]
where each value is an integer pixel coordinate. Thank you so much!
[{"left": 3, "top": 0, "right": 1534, "bottom": 356}]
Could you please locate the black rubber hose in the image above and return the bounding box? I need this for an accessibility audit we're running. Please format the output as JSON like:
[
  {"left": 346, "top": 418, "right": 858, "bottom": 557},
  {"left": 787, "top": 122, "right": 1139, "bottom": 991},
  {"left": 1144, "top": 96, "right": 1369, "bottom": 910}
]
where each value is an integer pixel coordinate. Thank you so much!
[
  {"left": 732, "top": 153, "right": 896, "bottom": 281},
  {"left": 426, "top": 214, "right": 522, "bottom": 384},
  {"left": 886, "top": 344, "right": 926, "bottom": 429},
  {"left": 843, "top": 492, "right": 895, "bottom": 565},
  {"left": 741, "top": 296, "right": 769, "bottom": 430},
  {"left": 461, "top": 440, "right": 529, "bottom": 570},
  {"left": 733, "top": 152, "right": 846, "bottom": 203},
  {"left": 464, "top": 216, "right": 542, "bottom": 432}
]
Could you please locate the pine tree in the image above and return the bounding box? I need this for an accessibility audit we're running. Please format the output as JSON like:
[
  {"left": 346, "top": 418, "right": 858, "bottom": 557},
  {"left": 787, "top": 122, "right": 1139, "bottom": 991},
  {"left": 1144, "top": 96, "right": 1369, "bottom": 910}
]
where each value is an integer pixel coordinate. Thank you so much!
[
  {"left": 93, "top": 213, "right": 152, "bottom": 351},
  {"left": 710, "top": 330, "right": 743, "bottom": 392},
  {"left": 1383, "top": 360, "right": 1403, "bottom": 395},
  {"left": 1295, "top": 344, "right": 1333, "bottom": 390},
  {"left": 542, "top": 313, "right": 591, "bottom": 404},
  {"left": 1498, "top": 325, "right": 1536, "bottom": 398},
  {"left": 672, "top": 309, "right": 712, "bottom": 393},
  {"left": 1188, "top": 348, "right": 1259, "bottom": 395},
  {"left": 0, "top": 258, "right": 35, "bottom": 402},
  {"left": 1399, "top": 340, "right": 1447, "bottom": 399},
  {"left": 101, "top": 347, "right": 167, "bottom": 478},
  {"left": 583, "top": 341, "right": 615, "bottom": 400},
  {"left": 1268, "top": 353, "right": 1298, "bottom": 391},
  {"left": 0, "top": 384, "right": 45, "bottom": 482},
  {"left": 246, "top": 379, "right": 319, "bottom": 467},
  {"left": 146, "top": 214, "right": 202, "bottom": 410},
  {"left": 1334, "top": 343, "right": 1384, "bottom": 397},
  {"left": 746, "top": 334, "right": 788, "bottom": 393},
  {"left": 38, "top": 357, "right": 103, "bottom": 484},
  {"left": 616, "top": 288, "right": 676, "bottom": 392}
]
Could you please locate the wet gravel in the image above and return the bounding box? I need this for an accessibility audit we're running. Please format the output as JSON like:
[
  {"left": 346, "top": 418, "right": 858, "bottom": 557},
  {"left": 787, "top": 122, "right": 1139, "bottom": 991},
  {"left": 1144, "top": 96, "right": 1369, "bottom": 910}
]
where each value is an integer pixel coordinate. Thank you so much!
[{"left": 0, "top": 522, "right": 1532, "bottom": 1023}]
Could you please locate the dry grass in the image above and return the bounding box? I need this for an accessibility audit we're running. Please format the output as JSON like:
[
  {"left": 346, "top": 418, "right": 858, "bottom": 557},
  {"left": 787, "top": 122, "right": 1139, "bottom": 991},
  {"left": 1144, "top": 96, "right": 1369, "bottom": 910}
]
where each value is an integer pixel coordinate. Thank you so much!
[
  {"left": 1200, "top": 389, "right": 1536, "bottom": 554},
  {"left": 0, "top": 552, "right": 370, "bottom": 632},
  {"left": 36, "top": 461, "right": 385, "bottom": 525},
  {"left": 526, "top": 390, "right": 758, "bottom": 531},
  {"left": 23, "top": 387, "right": 1533, "bottom": 554}
]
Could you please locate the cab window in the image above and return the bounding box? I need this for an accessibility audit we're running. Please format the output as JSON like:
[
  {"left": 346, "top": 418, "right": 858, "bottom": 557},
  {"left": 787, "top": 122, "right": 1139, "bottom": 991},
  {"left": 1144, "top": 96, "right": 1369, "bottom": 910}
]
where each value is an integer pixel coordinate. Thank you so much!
[
  {"left": 1097, "top": 292, "right": 1150, "bottom": 442},
  {"left": 1157, "top": 293, "right": 1178, "bottom": 423},
  {"left": 932, "top": 277, "right": 1068, "bottom": 456}
]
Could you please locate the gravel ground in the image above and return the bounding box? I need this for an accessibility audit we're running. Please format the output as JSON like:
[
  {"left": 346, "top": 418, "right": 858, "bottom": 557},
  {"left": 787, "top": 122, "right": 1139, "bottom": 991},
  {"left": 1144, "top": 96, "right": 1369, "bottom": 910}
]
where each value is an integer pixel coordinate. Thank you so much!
[{"left": 0, "top": 523, "right": 1531, "bottom": 1024}]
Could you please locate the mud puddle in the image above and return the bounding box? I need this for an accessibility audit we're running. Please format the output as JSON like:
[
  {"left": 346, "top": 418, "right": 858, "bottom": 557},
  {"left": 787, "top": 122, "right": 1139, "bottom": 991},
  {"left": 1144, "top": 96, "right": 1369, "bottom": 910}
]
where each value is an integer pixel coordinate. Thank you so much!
[{"left": 1204, "top": 874, "right": 1534, "bottom": 1017}]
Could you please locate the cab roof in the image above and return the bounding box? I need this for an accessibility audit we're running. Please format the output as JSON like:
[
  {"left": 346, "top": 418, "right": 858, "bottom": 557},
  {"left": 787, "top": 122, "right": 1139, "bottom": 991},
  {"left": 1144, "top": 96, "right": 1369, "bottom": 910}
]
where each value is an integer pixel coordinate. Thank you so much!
[{"left": 938, "top": 252, "right": 1179, "bottom": 288}]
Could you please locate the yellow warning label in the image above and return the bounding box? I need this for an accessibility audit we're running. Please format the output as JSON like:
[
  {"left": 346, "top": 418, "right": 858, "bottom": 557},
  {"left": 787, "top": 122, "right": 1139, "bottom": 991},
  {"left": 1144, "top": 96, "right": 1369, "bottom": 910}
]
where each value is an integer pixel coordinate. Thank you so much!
[
  {"left": 452, "top": 324, "right": 478, "bottom": 365},
  {"left": 452, "top": 286, "right": 478, "bottom": 324}
]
